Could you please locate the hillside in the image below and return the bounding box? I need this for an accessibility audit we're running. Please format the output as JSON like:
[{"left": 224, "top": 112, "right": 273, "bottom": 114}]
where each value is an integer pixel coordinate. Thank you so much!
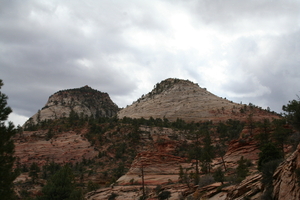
[
  {"left": 24, "top": 85, "right": 119, "bottom": 128},
  {"left": 118, "top": 78, "right": 279, "bottom": 122},
  {"left": 12, "top": 78, "right": 300, "bottom": 200}
]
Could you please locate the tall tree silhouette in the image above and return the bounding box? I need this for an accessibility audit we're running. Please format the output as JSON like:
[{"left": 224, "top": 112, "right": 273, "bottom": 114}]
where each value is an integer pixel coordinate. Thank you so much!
[{"left": 0, "top": 79, "right": 17, "bottom": 199}]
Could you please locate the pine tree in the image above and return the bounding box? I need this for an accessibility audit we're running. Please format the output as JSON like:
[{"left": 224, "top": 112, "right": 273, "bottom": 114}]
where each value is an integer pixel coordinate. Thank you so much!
[
  {"left": 201, "top": 130, "right": 214, "bottom": 174},
  {"left": 213, "top": 167, "right": 225, "bottom": 185},
  {"left": 38, "top": 165, "right": 83, "bottom": 200},
  {"left": 283, "top": 98, "right": 300, "bottom": 130},
  {"left": 258, "top": 142, "right": 282, "bottom": 171},
  {"left": 236, "top": 156, "right": 249, "bottom": 182},
  {"left": 29, "top": 162, "right": 40, "bottom": 183},
  {"left": 0, "top": 79, "right": 17, "bottom": 199}
]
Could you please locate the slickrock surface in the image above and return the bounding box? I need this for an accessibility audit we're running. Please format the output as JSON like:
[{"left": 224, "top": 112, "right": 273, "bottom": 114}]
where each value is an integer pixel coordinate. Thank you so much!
[
  {"left": 225, "top": 173, "right": 263, "bottom": 200},
  {"left": 25, "top": 85, "right": 119, "bottom": 126},
  {"left": 117, "top": 126, "right": 190, "bottom": 186},
  {"left": 86, "top": 184, "right": 190, "bottom": 200},
  {"left": 14, "top": 130, "right": 98, "bottom": 166},
  {"left": 224, "top": 139, "right": 260, "bottom": 168},
  {"left": 118, "top": 78, "right": 278, "bottom": 123},
  {"left": 273, "top": 144, "right": 300, "bottom": 200},
  {"left": 191, "top": 182, "right": 225, "bottom": 200},
  {"left": 86, "top": 185, "right": 145, "bottom": 200}
]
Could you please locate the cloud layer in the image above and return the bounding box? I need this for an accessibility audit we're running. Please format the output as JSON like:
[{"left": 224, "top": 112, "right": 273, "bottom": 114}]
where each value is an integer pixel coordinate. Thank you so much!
[{"left": 1, "top": 0, "right": 300, "bottom": 125}]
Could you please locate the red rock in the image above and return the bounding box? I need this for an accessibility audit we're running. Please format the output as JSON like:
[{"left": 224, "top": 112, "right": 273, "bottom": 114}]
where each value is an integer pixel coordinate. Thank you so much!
[
  {"left": 14, "top": 130, "right": 98, "bottom": 166},
  {"left": 273, "top": 144, "right": 300, "bottom": 200}
]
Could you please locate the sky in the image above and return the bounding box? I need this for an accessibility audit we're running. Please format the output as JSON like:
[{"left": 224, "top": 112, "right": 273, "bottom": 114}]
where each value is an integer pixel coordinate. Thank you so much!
[{"left": 1, "top": 0, "right": 300, "bottom": 126}]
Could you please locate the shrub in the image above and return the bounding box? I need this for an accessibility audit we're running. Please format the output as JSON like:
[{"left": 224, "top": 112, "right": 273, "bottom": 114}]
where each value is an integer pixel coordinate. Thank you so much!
[
  {"left": 213, "top": 167, "right": 225, "bottom": 184},
  {"left": 258, "top": 143, "right": 282, "bottom": 171},
  {"left": 198, "top": 174, "right": 215, "bottom": 188},
  {"left": 155, "top": 185, "right": 162, "bottom": 195},
  {"left": 158, "top": 190, "right": 171, "bottom": 200},
  {"left": 108, "top": 192, "right": 118, "bottom": 200},
  {"left": 236, "top": 156, "right": 249, "bottom": 182},
  {"left": 261, "top": 159, "right": 282, "bottom": 186},
  {"left": 87, "top": 180, "right": 100, "bottom": 192}
]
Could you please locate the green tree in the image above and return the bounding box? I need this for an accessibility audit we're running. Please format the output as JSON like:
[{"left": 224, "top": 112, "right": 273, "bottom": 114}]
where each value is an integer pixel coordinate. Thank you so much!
[
  {"left": 215, "top": 143, "right": 227, "bottom": 171},
  {"left": 29, "top": 162, "right": 40, "bottom": 183},
  {"left": 38, "top": 165, "right": 83, "bottom": 200},
  {"left": 158, "top": 190, "right": 171, "bottom": 200},
  {"left": 0, "top": 79, "right": 17, "bottom": 199},
  {"left": 247, "top": 114, "right": 256, "bottom": 135},
  {"left": 213, "top": 167, "right": 225, "bottom": 185},
  {"left": 178, "top": 165, "right": 191, "bottom": 188},
  {"left": 258, "top": 143, "right": 282, "bottom": 171},
  {"left": 236, "top": 156, "right": 249, "bottom": 182},
  {"left": 282, "top": 98, "right": 300, "bottom": 130},
  {"left": 178, "top": 165, "right": 184, "bottom": 183},
  {"left": 188, "top": 130, "right": 202, "bottom": 184},
  {"left": 272, "top": 119, "right": 291, "bottom": 156},
  {"left": 261, "top": 159, "right": 282, "bottom": 187},
  {"left": 68, "top": 109, "right": 79, "bottom": 125},
  {"left": 46, "top": 161, "right": 61, "bottom": 177},
  {"left": 217, "top": 122, "right": 228, "bottom": 140},
  {"left": 87, "top": 180, "right": 100, "bottom": 192},
  {"left": 24, "top": 117, "right": 37, "bottom": 131},
  {"left": 256, "top": 119, "right": 271, "bottom": 144},
  {"left": 37, "top": 109, "right": 41, "bottom": 124},
  {"left": 201, "top": 130, "right": 214, "bottom": 174},
  {"left": 45, "top": 128, "right": 54, "bottom": 141}
]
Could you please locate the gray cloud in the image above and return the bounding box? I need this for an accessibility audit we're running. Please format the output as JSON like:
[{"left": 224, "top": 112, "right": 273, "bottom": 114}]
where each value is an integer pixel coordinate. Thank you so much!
[{"left": 1, "top": 0, "right": 300, "bottom": 125}]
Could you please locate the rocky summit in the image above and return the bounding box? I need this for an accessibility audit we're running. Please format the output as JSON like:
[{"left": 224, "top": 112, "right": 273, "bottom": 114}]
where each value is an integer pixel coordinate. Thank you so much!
[
  {"left": 24, "top": 85, "right": 119, "bottom": 127},
  {"left": 12, "top": 78, "right": 300, "bottom": 200},
  {"left": 118, "top": 78, "right": 277, "bottom": 123}
]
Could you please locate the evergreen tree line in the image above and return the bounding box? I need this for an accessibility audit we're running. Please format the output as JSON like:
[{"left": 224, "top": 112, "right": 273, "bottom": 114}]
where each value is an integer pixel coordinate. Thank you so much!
[{"left": 1, "top": 77, "right": 300, "bottom": 199}]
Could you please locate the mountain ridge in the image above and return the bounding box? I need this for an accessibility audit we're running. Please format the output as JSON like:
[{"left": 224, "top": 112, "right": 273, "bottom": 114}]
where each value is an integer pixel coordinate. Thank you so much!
[
  {"left": 12, "top": 78, "right": 299, "bottom": 200},
  {"left": 24, "top": 85, "right": 119, "bottom": 128},
  {"left": 118, "top": 78, "right": 279, "bottom": 122}
]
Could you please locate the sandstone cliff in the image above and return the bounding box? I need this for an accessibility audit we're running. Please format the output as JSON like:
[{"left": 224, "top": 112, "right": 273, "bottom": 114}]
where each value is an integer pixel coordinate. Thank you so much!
[
  {"left": 14, "top": 129, "right": 98, "bottom": 166},
  {"left": 273, "top": 144, "right": 300, "bottom": 200},
  {"left": 15, "top": 78, "right": 294, "bottom": 200},
  {"left": 24, "top": 85, "right": 119, "bottom": 126},
  {"left": 118, "top": 78, "right": 278, "bottom": 123}
]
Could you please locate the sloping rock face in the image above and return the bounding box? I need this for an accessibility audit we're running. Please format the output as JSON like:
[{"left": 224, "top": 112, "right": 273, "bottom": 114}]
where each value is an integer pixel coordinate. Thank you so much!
[
  {"left": 14, "top": 130, "right": 98, "bottom": 166},
  {"left": 273, "top": 144, "right": 300, "bottom": 200},
  {"left": 224, "top": 139, "right": 260, "bottom": 169},
  {"left": 118, "top": 78, "right": 278, "bottom": 123},
  {"left": 117, "top": 126, "right": 190, "bottom": 186},
  {"left": 225, "top": 173, "right": 263, "bottom": 200},
  {"left": 24, "top": 85, "right": 119, "bottom": 126}
]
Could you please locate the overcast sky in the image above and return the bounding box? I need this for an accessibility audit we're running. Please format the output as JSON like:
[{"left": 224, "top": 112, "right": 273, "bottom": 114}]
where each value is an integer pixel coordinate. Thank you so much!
[{"left": 1, "top": 0, "right": 300, "bottom": 126}]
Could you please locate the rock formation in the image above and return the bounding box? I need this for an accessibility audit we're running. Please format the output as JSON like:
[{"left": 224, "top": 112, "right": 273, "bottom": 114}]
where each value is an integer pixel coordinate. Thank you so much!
[
  {"left": 14, "top": 129, "right": 98, "bottom": 166},
  {"left": 225, "top": 173, "right": 263, "bottom": 200},
  {"left": 118, "top": 78, "right": 278, "bottom": 123},
  {"left": 273, "top": 144, "right": 300, "bottom": 200},
  {"left": 24, "top": 85, "right": 119, "bottom": 126},
  {"left": 14, "top": 78, "right": 296, "bottom": 200}
]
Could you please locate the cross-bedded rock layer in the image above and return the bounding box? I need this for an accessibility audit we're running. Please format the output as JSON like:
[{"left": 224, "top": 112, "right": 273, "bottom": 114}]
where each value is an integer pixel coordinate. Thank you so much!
[{"left": 118, "top": 78, "right": 278, "bottom": 123}]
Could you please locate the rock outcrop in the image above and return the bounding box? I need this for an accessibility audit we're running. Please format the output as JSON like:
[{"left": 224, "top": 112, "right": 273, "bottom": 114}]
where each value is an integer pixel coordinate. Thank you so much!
[
  {"left": 118, "top": 78, "right": 278, "bottom": 123},
  {"left": 224, "top": 139, "right": 260, "bottom": 169},
  {"left": 225, "top": 173, "right": 263, "bottom": 200},
  {"left": 116, "top": 126, "right": 189, "bottom": 186},
  {"left": 24, "top": 85, "right": 119, "bottom": 126},
  {"left": 14, "top": 129, "right": 98, "bottom": 166},
  {"left": 273, "top": 144, "right": 300, "bottom": 200},
  {"left": 16, "top": 78, "right": 291, "bottom": 200}
]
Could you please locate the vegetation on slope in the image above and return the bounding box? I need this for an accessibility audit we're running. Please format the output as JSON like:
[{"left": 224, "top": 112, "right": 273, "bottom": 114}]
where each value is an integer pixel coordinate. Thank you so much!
[{"left": 4, "top": 84, "right": 300, "bottom": 199}]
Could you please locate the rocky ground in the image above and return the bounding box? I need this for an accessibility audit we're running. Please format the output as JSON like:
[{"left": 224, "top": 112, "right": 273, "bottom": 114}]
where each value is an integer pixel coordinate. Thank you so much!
[{"left": 14, "top": 129, "right": 98, "bottom": 167}]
